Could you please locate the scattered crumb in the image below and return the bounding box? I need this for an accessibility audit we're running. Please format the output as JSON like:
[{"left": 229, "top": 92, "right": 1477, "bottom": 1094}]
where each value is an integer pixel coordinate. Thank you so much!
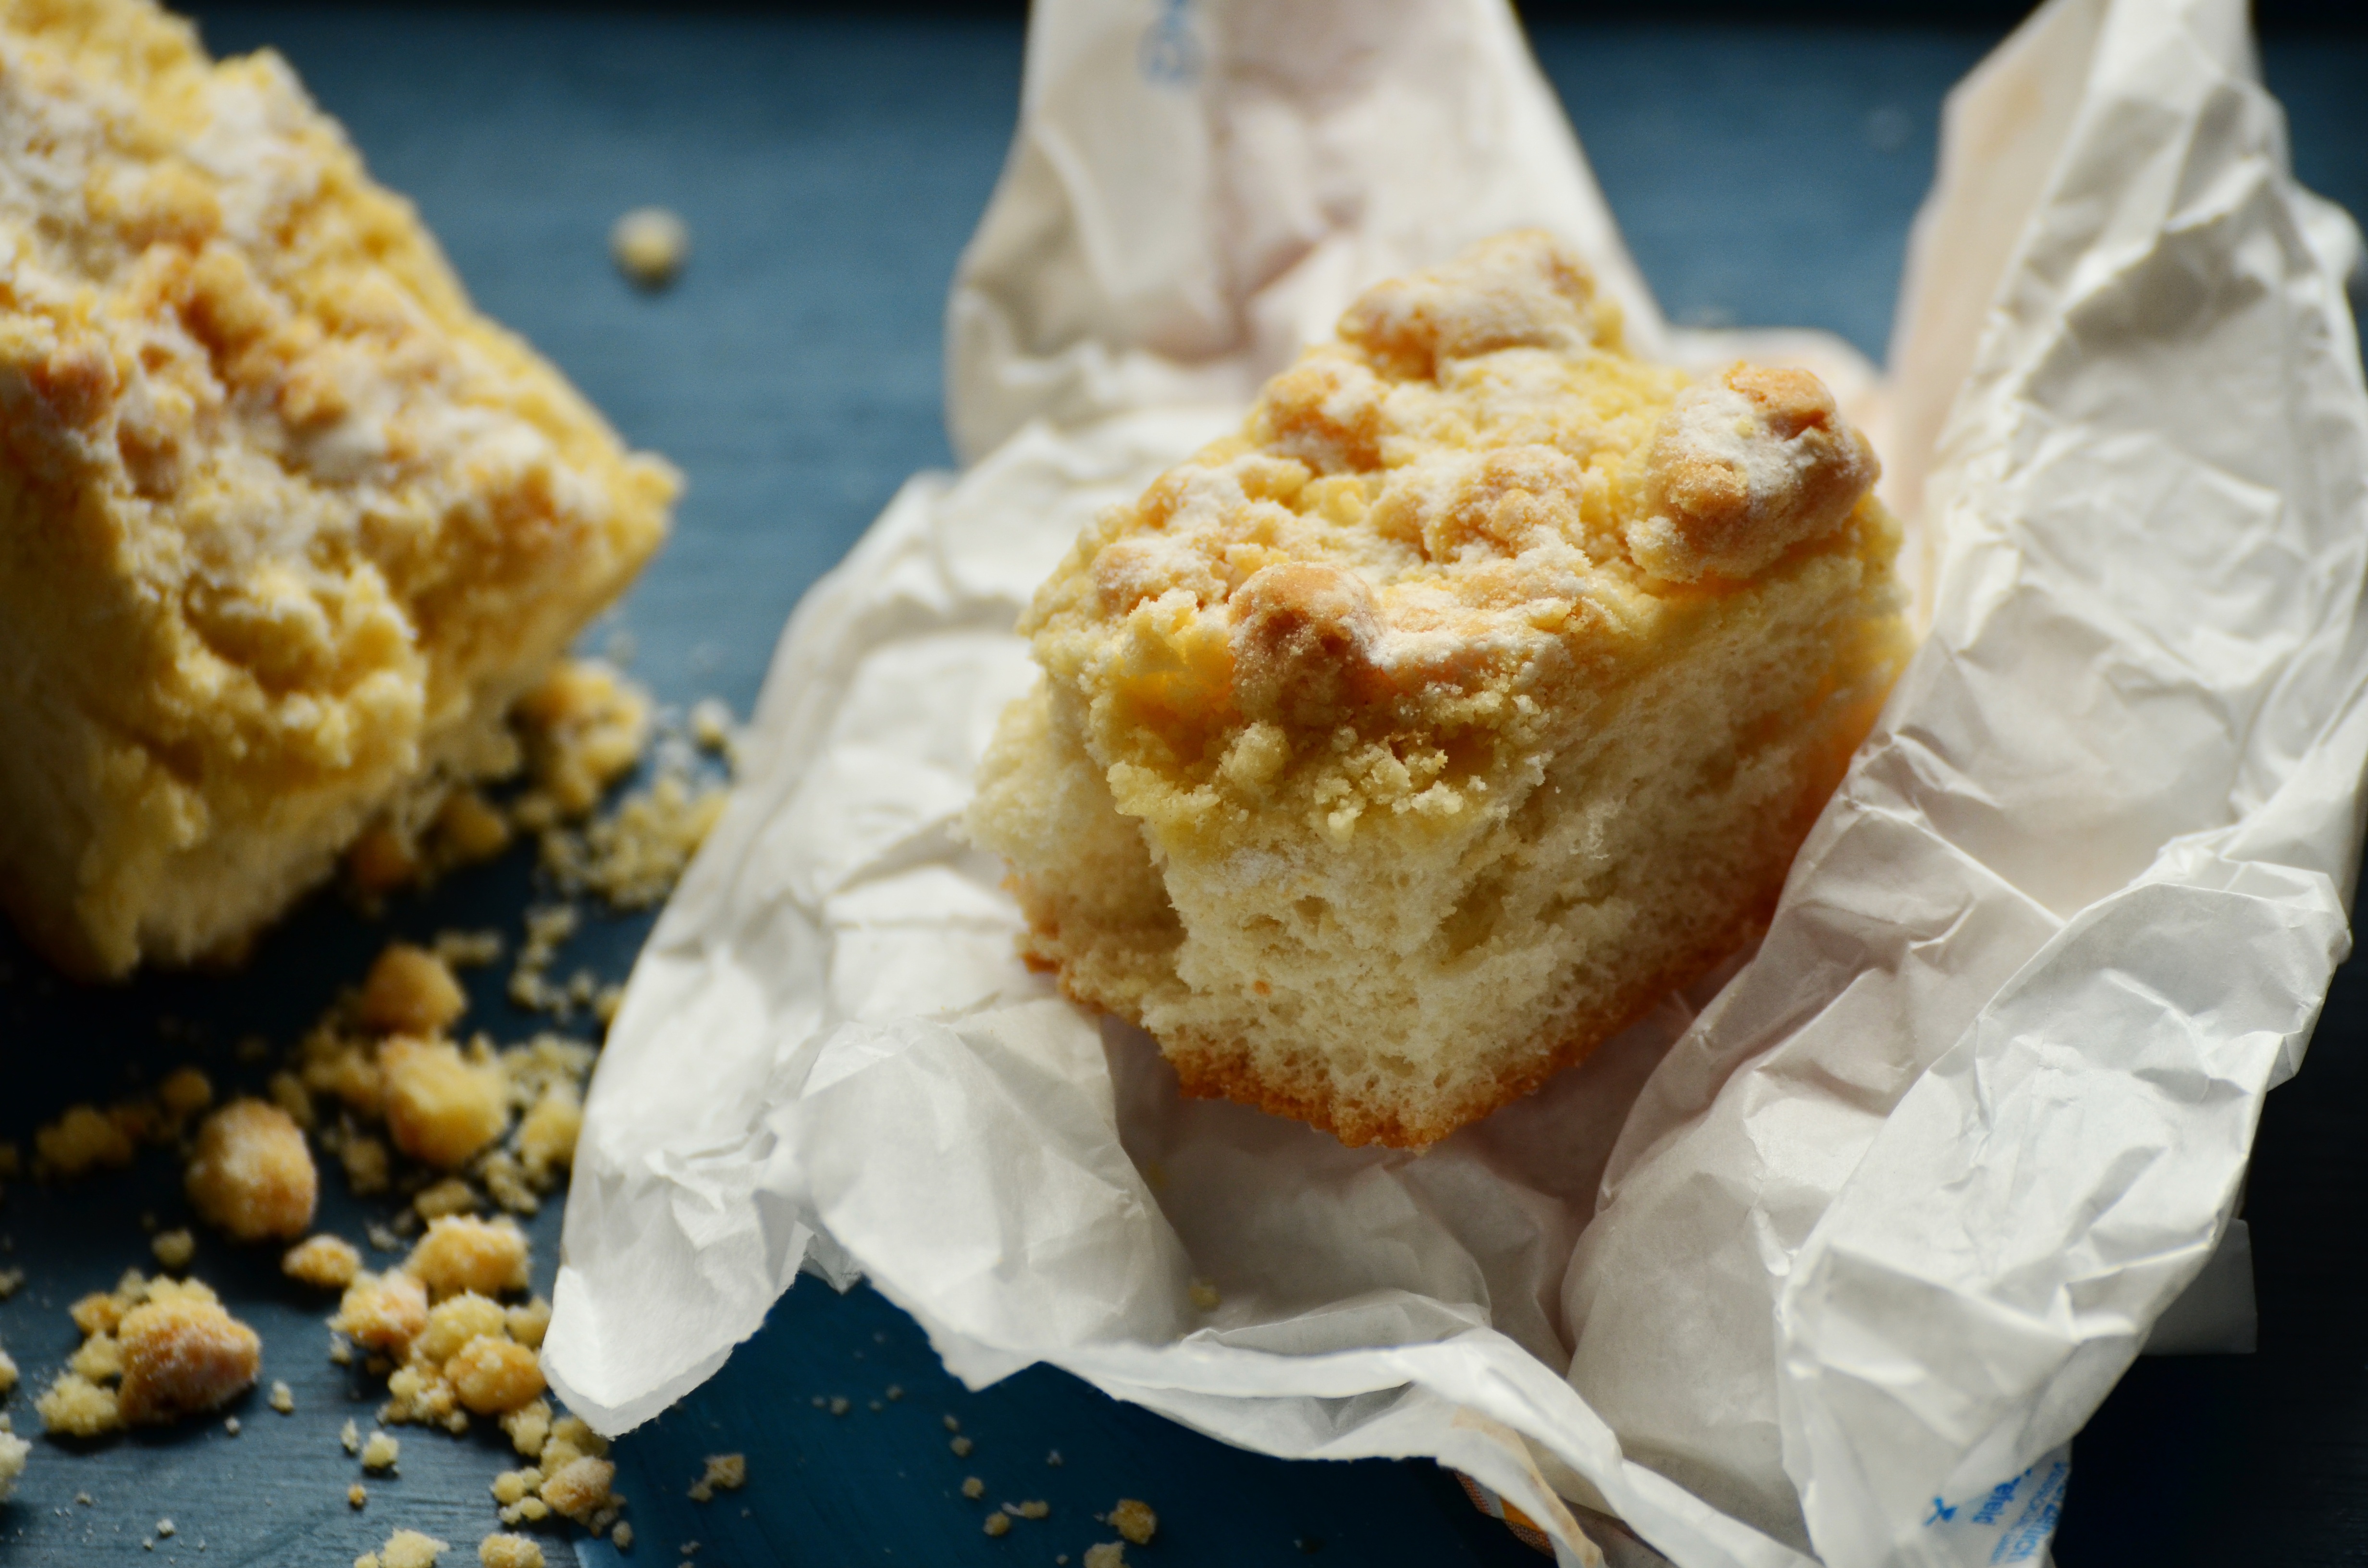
[
  {"left": 611, "top": 208, "right": 689, "bottom": 290},
  {"left": 382, "top": 1041, "right": 509, "bottom": 1169},
  {"left": 34, "top": 1105, "right": 135, "bottom": 1179},
  {"left": 347, "top": 821, "right": 423, "bottom": 897},
  {"left": 951, "top": 1436, "right": 974, "bottom": 1457},
  {"left": 362, "top": 1431, "right": 400, "bottom": 1471},
  {"left": 1083, "top": 1544, "right": 1126, "bottom": 1568},
  {"left": 413, "top": 1177, "right": 480, "bottom": 1220},
  {"left": 961, "top": 1477, "right": 985, "bottom": 1500},
  {"left": 885, "top": 1384, "right": 902, "bottom": 1401},
  {"left": 491, "top": 1468, "right": 540, "bottom": 1506},
  {"left": 267, "top": 1071, "right": 316, "bottom": 1129},
  {"left": 70, "top": 1329, "right": 123, "bottom": 1383},
  {"left": 349, "top": 1483, "right": 368, "bottom": 1509},
  {"left": 539, "top": 1456, "right": 618, "bottom": 1523},
  {"left": 344, "top": 1139, "right": 394, "bottom": 1197},
  {"left": 828, "top": 1396, "right": 849, "bottom": 1416},
  {"left": 373, "top": 1528, "right": 449, "bottom": 1568},
  {"left": 224, "top": 1415, "right": 241, "bottom": 1435},
  {"left": 270, "top": 1381, "right": 295, "bottom": 1414},
  {"left": 688, "top": 698, "right": 734, "bottom": 752},
  {"left": 42, "top": 1277, "right": 260, "bottom": 1431},
  {"left": 521, "top": 661, "right": 649, "bottom": 816},
  {"left": 503, "top": 1298, "right": 553, "bottom": 1350},
  {"left": 478, "top": 1534, "right": 544, "bottom": 1568},
  {"left": 151, "top": 1229, "right": 195, "bottom": 1270},
  {"left": 435, "top": 793, "right": 514, "bottom": 867},
  {"left": 333, "top": 1272, "right": 431, "bottom": 1357},
  {"left": 156, "top": 1518, "right": 175, "bottom": 1537},
  {"left": 944, "top": 1415, "right": 961, "bottom": 1432},
  {"left": 157, "top": 1068, "right": 213, "bottom": 1124},
  {"left": 342, "top": 1419, "right": 362, "bottom": 1455},
  {"left": 405, "top": 1216, "right": 530, "bottom": 1299},
  {"left": 688, "top": 1452, "right": 745, "bottom": 1503},
  {"left": 611, "top": 1523, "right": 634, "bottom": 1551},
  {"left": 1015, "top": 1500, "right": 1050, "bottom": 1519},
  {"left": 448, "top": 1336, "right": 546, "bottom": 1416},
  {"left": 540, "top": 773, "right": 726, "bottom": 910},
  {"left": 284, "top": 1234, "right": 364, "bottom": 1289},
  {"left": 1111, "top": 1498, "right": 1158, "bottom": 1545},
  {"left": 514, "top": 1088, "right": 583, "bottom": 1183},
  {"left": 359, "top": 944, "right": 469, "bottom": 1037},
  {"left": 432, "top": 929, "right": 505, "bottom": 969},
  {"left": 0, "top": 1430, "right": 26, "bottom": 1503},
  {"left": 185, "top": 1100, "right": 318, "bottom": 1241},
  {"left": 984, "top": 1512, "right": 1011, "bottom": 1538},
  {"left": 0, "top": 1267, "right": 22, "bottom": 1300},
  {"left": 418, "top": 1293, "right": 507, "bottom": 1365},
  {"left": 0, "top": 1347, "right": 17, "bottom": 1397},
  {"left": 500, "top": 1400, "right": 552, "bottom": 1458}
]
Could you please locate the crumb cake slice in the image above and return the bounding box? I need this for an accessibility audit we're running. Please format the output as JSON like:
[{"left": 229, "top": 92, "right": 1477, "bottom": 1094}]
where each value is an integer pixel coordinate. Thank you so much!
[
  {"left": 0, "top": 0, "right": 675, "bottom": 977},
  {"left": 967, "top": 231, "right": 1909, "bottom": 1149}
]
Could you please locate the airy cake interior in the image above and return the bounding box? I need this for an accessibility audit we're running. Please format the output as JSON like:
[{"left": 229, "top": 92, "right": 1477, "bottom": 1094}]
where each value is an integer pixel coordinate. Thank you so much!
[{"left": 968, "top": 231, "right": 1908, "bottom": 1149}]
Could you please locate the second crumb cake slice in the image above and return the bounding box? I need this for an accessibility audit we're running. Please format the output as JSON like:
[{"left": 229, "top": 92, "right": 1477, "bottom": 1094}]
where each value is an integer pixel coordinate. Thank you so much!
[
  {"left": 967, "top": 231, "right": 1909, "bottom": 1149},
  {"left": 0, "top": 0, "right": 675, "bottom": 976}
]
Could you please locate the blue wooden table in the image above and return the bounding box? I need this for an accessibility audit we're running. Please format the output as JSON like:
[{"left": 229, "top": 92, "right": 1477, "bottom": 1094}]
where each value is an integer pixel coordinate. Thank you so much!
[{"left": 1, "top": 9, "right": 2363, "bottom": 1565}]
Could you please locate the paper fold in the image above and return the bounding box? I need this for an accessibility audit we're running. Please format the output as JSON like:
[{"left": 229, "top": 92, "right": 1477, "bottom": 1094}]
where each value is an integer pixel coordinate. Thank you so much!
[{"left": 550, "top": 2, "right": 2368, "bottom": 1564}]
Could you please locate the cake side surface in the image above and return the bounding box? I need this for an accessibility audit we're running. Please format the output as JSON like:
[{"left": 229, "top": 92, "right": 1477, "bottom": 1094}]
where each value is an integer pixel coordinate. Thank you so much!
[
  {"left": 0, "top": 0, "right": 676, "bottom": 976},
  {"left": 966, "top": 230, "right": 1908, "bottom": 1148}
]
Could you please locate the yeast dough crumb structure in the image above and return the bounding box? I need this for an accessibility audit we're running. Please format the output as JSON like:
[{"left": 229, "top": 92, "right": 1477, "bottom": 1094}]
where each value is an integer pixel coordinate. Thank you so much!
[
  {"left": 0, "top": 0, "right": 675, "bottom": 977},
  {"left": 968, "top": 232, "right": 1908, "bottom": 1149}
]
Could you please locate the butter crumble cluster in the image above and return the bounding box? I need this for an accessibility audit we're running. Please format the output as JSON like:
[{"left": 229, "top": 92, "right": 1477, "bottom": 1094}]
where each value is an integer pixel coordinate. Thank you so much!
[{"left": 36, "top": 1275, "right": 260, "bottom": 1436}]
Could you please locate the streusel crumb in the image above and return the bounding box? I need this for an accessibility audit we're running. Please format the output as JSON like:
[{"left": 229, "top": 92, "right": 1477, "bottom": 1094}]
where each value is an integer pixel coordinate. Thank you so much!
[
  {"left": 1111, "top": 1498, "right": 1158, "bottom": 1545},
  {"left": 185, "top": 1099, "right": 318, "bottom": 1240},
  {"left": 539, "top": 1456, "right": 618, "bottom": 1523},
  {"left": 0, "top": 1430, "right": 27, "bottom": 1502},
  {"left": 114, "top": 1291, "right": 261, "bottom": 1424},
  {"left": 359, "top": 944, "right": 469, "bottom": 1038},
  {"left": 332, "top": 1272, "right": 430, "bottom": 1357},
  {"left": 479, "top": 1534, "right": 545, "bottom": 1568},
  {"left": 284, "top": 1235, "right": 364, "bottom": 1289},
  {"left": 519, "top": 660, "right": 651, "bottom": 819},
  {"left": 403, "top": 1216, "right": 530, "bottom": 1300},
  {"left": 34, "top": 1106, "right": 135, "bottom": 1178},
  {"left": 381, "top": 1040, "right": 510, "bottom": 1169}
]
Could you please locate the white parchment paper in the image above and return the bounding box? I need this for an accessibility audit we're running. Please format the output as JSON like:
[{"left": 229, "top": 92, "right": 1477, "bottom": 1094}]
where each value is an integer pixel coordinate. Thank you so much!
[{"left": 546, "top": 2, "right": 2368, "bottom": 1564}]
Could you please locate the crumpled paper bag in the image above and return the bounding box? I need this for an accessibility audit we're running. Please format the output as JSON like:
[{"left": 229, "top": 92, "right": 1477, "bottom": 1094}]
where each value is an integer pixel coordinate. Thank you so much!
[{"left": 544, "top": 0, "right": 2368, "bottom": 1564}]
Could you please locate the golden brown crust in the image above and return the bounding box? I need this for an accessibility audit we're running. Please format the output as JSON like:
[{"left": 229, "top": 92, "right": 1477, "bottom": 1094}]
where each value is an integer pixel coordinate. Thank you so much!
[{"left": 1631, "top": 363, "right": 1880, "bottom": 584}]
